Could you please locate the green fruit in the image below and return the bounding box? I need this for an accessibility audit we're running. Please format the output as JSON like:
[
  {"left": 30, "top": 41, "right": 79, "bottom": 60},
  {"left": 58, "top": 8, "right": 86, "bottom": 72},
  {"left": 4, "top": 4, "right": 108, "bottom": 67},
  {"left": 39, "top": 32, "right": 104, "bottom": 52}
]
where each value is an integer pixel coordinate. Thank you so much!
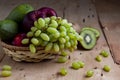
[
  {"left": 0, "top": 20, "right": 18, "bottom": 41},
  {"left": 81, "top": 27, "right": 100, "bottom": 38},
  {"left": 95, "top": 55, "right": 102, "bottom": 62},
  {"left": 57, "top": 56, "right": 68, "bottom": 63},
  {"left": 59, "top": 68, "right": 67, "bottom": 76},
  {"left": 72, "top": 62, "right": 80, "bottom": 70},
  {"left": 100, "top": 50, "right": 109, "bottom": 57},
  {"left": 80, "top": 30, "right": 96, "bottom": 49},
  {"left": 86, "top": 70, "right": 94, "bottom": 77},
  {"left": 103, "top": 65, "right": 111, "bottom": 72},
  {"left": 77, "top": 61, "right": 85, "bottom": 68},
  {"left": 1, "top": 71, "right": 12, "bottom": 77},
  {"left": 6, "top": 4, "right": 34, "bottom": 23},
  {"left": 2, "top": 65, "right": 12, "bottom": 71}
]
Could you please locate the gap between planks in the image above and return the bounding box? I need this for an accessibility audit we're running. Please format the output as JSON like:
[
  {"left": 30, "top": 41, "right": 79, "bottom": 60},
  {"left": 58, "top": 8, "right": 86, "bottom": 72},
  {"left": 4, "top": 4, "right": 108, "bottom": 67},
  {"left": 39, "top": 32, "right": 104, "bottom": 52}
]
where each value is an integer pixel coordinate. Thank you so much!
[{"left": 94, "top": 0, "right": 120, "bottom": 64}]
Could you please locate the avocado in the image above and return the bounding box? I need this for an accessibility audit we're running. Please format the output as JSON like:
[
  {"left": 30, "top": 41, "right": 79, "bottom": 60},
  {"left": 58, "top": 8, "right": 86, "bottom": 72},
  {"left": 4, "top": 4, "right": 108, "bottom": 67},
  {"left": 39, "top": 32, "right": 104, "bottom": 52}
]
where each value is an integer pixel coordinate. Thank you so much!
[{"left": 6, "top": 4, "right": 34, "bottom": 23}]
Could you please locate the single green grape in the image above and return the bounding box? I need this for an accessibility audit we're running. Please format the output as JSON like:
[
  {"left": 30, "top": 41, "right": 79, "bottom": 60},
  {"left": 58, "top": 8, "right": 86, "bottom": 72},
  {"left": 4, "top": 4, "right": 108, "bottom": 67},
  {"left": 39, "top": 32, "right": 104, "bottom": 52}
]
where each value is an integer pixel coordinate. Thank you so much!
[
  {"left": 59, "top": 43, "right": 65, "bottom": 50},
  {"left": 61, "top": 19, "right": 68, "bottom": 26},
  {"left": 29, "top": 44, "right": 36, "bottom": 53},
  {"left": 103, "top": 65, "right": 111, "bottom": 72},
  {"left": 49, "top": 20, "right": 58, "bottom": 28},
  {"left": 59, "top": 68, "right": 67, "bottom": 76},
  {"left": 61, "top": 51, "right": 68, "bottom": 57},
  {"left": 40, "top": 33, "right": 50, "bottom": 41},
  {"left": 41, "top": 41, "right": 48, "bottom": 47},
  {"left": 63, "top": 23, "right": 71, "bottom": 28},
  {"left": 44, "top": 17, "right": 50, "bottom": 24},
  {"left": 57, "top": 57, "right": 68, "bottom": 63},
  {"left": 53, "top": 32, "right": 60, "bottom": 38},
  {"left": 22, "top": 38, "right": 29, "bottom": 45},
  {"left": 65, "top": 36, "right": 70, "bottom": 42},
  {"left": 1, "top": 71, "right": 12, "bottom": 77},
  {"left": 78, "top": 35, "right": 83, "bottom": 42},
  {"left": 72, "top": 62, "right": 80, "bottom": 70},
  {"left": 56, "top": 17, "right": 62, "bottom": 25},
  {"left": 68, "top": 23, "right": 72, "bottom": 27},
  {"left": 60, "top": 26, "right": 66, "bottom": 32},
  {"left": 34, "top": 30, "right": 41, "bottom": 37},
  {"left": 69, "top": 27, "right": 75, "bottom": 32},
  {"left": 73, "top": 40, "right": 78, "bottom": 46},
  {"left": 37, "top": 38, "right": 43, "bottom": 45},
  {"left": 95, "top": 55, "right": 102, "bottom": 62},
  {"left": 51, "top": 16, "right": 57, "bottom": 20},
  {"left": 2, "top": 65, "right": 12, "bottom": 71},
  {"left": 59, "top": 37, "right": 66, "bottom": 44},
  {"left": 53, "top": 43, "right": 59, "bottom": 52},
  {"left": 60, "top": 31, "right": 67, "bottom": 37},
  {"left": 47, "top": 27, "right": 58, "bottom": 33},
  {"left": 45, "top": 42, "right": 53, "bottom": 51},
  {"left": 100, "top": 50, "right": 109, "bottom": 57},
  {"left": 77, "top": 61, "right": 85, "bottom": 68},
  {"left": 34, "top": 21, "right": 39, "bottom": 28},
  {"left": 86, "top": 70, "right": 94, "bottom": 77},
  {"left": 31, "top": 27, "right": 37, "bottom": 32},
  {"left": 49, "top": 35, "right": 58, "bottom": 42},
  {"left": 45, "top": 24, "right": 48, "bottom": 28},
  {"left": 31, "top": 38, "right": 39, "bottom": 45},
  {"left": 38, "top": 18, "right": 45, "bottom": 28},
  {"left": 73, "top": 45, "right": 77, "bottom": 49},
  {"left": 68, "top": 33, "right": 75, "bottom": 39},
  {"left": 27, "top": 31, "right": 33, "bottom": 38},
  {"left": 70, "top": 40, "right": 74, "bottom": 46},
  {"left": 65, "top": 41, "right": 71, "bottom": 48}
]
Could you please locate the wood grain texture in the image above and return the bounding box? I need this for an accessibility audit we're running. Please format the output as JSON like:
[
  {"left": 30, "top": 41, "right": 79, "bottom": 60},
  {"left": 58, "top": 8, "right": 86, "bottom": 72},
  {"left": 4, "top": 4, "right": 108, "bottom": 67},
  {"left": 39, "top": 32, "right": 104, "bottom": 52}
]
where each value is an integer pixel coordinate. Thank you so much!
[
  {"left": 0, "top": 0, "right": 120, "bottom": 80},
  {"left": 94, "top": 0, "right": 120, "bottom": 64}
]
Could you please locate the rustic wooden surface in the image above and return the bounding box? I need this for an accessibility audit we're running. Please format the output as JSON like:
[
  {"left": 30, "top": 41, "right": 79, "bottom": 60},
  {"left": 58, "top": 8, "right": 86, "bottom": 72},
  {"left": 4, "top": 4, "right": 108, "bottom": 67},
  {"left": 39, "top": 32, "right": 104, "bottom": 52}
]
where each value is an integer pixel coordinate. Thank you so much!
[
  {"left": 0, "top": 0, "right": 120, "bottom": 80},
  {"left": 95, "top": 0, "right": 120, "bottom": 64}
]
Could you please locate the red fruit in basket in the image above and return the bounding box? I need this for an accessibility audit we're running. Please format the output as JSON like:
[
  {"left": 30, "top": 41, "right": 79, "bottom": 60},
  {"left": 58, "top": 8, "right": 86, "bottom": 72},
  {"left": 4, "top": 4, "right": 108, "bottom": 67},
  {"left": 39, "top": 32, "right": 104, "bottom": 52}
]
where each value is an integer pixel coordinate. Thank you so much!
[
  {"left": 22, "top": 7, "right": 57, "bottom": 32},
  {"left": 12, "top": 33, "right": 26, "bottom": 46}
]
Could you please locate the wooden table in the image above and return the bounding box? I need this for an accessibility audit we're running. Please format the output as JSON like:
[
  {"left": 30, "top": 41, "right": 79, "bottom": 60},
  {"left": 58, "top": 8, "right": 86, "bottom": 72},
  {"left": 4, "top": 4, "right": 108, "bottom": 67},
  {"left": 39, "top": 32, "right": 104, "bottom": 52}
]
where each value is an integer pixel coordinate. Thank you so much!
[{"left": 0, "top": 0, "right": 120, "bottom": 80}]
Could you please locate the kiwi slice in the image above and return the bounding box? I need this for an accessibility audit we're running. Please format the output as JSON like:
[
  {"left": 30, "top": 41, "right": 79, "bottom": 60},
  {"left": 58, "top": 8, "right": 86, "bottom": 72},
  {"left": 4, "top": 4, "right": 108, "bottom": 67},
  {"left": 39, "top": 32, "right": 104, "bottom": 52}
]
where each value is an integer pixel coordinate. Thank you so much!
[
  {"left": 80, "top": 30, "right": 96, "bottom": 49},
  {"left": 81, "top": 27, "right": 100, "bottom": 38}
]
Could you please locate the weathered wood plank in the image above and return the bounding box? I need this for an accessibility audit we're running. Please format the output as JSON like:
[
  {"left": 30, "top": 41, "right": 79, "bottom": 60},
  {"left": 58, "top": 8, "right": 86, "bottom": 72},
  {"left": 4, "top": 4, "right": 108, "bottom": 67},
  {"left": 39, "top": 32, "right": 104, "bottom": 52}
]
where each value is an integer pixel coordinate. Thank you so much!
[
  {"left": 94, "top": 0, "right": 120, "bottom": 64},
  {"left": 0, "top": 0, "right": 120, "bottom": 80}
]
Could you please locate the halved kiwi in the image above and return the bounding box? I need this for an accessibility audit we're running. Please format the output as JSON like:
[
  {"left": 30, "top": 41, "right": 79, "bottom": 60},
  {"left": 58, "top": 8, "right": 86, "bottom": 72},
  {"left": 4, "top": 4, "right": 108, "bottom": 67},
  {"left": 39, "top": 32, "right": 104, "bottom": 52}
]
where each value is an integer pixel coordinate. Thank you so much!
[
  {"left": 80, "top": 30, "right": 96, "bottom": 49},
  {"left": 81, "top": 27, "right": 100, "bottom": 38}
]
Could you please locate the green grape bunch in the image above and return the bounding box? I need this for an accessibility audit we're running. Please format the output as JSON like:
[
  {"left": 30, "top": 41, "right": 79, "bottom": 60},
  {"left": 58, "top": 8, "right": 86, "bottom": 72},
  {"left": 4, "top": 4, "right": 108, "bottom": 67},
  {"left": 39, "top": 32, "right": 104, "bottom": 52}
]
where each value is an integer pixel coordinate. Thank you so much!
[{"left": 22, "top": 16, "right": 82, "bottom": 54}]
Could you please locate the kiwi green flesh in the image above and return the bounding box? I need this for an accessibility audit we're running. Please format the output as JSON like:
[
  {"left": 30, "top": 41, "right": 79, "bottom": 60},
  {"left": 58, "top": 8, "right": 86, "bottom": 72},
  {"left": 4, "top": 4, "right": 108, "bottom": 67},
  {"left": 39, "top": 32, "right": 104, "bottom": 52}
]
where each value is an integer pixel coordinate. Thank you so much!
[
  {"left": 81, "top": 27, "right": 100, "bottom": 38},
  {"left": 80, "top": 30, "right": 96, "bottom": 49}
]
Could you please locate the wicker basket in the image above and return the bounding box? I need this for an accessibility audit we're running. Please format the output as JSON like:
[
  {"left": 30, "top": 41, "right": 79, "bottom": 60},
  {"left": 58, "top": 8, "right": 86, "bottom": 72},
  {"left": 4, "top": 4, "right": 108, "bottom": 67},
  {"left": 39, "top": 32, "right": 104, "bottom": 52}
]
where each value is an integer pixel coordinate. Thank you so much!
[{"left": 0, "top": 41, "right": 59, "bottom": 62}]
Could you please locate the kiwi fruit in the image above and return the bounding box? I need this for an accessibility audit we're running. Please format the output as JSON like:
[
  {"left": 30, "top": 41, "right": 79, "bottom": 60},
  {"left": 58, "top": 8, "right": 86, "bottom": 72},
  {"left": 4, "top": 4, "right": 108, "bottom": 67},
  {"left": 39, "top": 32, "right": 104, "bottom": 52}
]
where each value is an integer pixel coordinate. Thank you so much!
[
  {"left": 81, "top": 27, "right": 100, "bottom": 38},
  {"left": 80, "top": 30, "right": 96, "bottom": 49}
]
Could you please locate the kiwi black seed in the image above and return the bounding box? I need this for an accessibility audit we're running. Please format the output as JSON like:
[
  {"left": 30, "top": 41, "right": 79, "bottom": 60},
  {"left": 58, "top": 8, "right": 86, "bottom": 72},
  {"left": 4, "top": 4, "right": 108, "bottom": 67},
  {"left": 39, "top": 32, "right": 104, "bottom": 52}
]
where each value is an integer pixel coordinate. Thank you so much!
[
  {"left": 81, "top": 27, "right": 100, "bottom": 38},
  {"left": 80, "top": 30, "right": 96, "bottom": 49}
]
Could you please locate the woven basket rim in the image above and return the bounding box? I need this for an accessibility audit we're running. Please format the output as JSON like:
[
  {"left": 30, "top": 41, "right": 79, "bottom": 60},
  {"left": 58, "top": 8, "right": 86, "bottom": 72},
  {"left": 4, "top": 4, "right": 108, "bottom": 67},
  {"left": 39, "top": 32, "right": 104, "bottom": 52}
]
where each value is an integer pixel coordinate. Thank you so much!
[{"left": 0, "top": 40, "right": 44, "bottom": 51}]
